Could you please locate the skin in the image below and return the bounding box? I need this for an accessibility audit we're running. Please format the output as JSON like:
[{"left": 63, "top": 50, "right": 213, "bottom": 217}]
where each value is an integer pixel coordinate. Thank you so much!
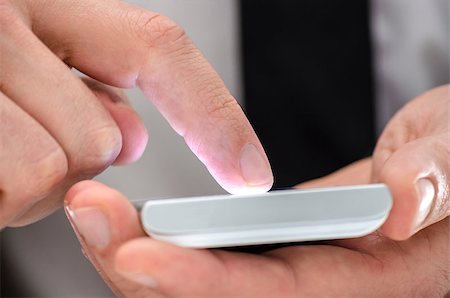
[
  {"left": 65, "top": 86, "right": 450, "bottom": 297},
  {"left": 0, "top": 0, "right": 447, "bottom": 294},
  {"left": 0, "top": 0, "right": 272, "bottom": 228}
]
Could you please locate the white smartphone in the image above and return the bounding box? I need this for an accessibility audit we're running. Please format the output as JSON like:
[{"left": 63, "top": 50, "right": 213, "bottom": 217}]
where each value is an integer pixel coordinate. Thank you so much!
[{"left": 140, "top": 184, "right": 392, "bottom": 248}]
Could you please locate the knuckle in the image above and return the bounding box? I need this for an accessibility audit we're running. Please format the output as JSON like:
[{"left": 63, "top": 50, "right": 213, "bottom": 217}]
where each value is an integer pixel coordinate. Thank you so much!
[
  {"left": 75, "top": 125, "right": 122, "bottom": 175},
  {"left": 205, "top": 93, "right": 241, "bottom": 120},
  {"left": 25, "top": 145, "right": 68, "bottom": 198},
  {"left": 135, "top": 12, "right": 187, "bottom": 48},
  {"left": 192, "top": 72, "right": 241, "bottom": 120}
]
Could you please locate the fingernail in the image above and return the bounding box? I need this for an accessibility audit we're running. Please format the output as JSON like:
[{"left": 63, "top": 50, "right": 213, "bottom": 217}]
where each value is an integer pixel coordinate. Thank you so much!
[
  {"left": 118, "top": 271, "right": 158, "bottom": 288},
  {"left": 67, "top": 207, "right": 111, "bottom": 249},
  {"left": 240, "top": 144, "right": 273, "bottom": 187},
  {"left": 414, "top": 178, "right": 435, "bottom": 230}
]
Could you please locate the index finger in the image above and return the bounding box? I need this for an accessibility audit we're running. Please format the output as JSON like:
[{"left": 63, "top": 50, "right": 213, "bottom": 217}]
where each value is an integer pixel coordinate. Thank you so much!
[{"left": 23, "top": 0, "right": 273, "bottom": 193}]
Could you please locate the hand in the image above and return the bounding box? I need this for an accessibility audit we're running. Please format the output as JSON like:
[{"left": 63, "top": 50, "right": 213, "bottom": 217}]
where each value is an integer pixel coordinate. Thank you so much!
[
  {"left": 0, "top": 0, "right": 273, "bottom": 227},
  {"left": 302, "top": 85, "right": 449, "bottom": 240},
  {"left": 0, "top": 74, "right": 148, "bottom": 227},
  {"left": 64, "top": 86, "right": 449, "bottom": 297},
  {"left": 371, "top": 85, "right": 449, "bottom": 240},
  {"left": 64, "top": 179, "right": 449, "bottom": 297}
]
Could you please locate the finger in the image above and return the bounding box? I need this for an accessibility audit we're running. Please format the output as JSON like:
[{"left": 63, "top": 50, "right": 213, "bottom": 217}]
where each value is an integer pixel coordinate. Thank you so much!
[
  {"left": 0, "top": 7, "right": 122, "bottom": 176},
  {"left": 82, "top": 78, "right": 148, "bottom": 165},
  {"left": 0, "top": 91, "right": 67, "bottom": 228},
  {"left": 0, "top": 9, "right": 145, "bottom": 225},
  {"left": 114, "top": 239, "right": 296, "bottom": 298},
  {"left": 23, "top": 0, "right": 273, "bottom": 194},
  {"left": 65, "top": 181, "right": 295, "bottom": 298},
  {"left": 9, "top": 78, "right": 148, "bottom": 226},
  {"left": 64, "top": 180, "right": 147, "bottom": 297},
  {"left": 373, "top": 135, "right": 450, "bottom": 240},
  {"left": 295, "top": 158, "right": 372, "bottom": 189}
]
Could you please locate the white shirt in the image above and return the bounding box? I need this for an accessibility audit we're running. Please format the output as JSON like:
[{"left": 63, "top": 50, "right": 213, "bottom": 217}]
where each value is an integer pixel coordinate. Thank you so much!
[{"left": 371, "top": 0, "right": 449, "bottom": 133}]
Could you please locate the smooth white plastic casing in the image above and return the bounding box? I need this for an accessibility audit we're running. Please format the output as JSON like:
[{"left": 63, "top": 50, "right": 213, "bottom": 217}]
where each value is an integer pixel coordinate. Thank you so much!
[{"left": 140, "top": 184, "right": 392, "bottom": 248}]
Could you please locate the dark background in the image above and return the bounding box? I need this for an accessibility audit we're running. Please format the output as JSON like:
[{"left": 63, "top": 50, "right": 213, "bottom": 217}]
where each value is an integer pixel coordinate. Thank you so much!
[{"left": 241, "top": 0, "right": 375, "bottom": 188}]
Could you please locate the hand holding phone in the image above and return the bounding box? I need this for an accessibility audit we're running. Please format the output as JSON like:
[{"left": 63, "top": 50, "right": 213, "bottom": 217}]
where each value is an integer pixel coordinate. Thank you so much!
[{"left": 140, "top": 184, "right": 392, "bottom": 248}]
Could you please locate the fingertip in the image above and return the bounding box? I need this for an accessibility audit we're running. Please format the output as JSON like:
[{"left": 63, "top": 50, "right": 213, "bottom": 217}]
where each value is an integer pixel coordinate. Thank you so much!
[
  {"left": 375, "top": 137, "right": 448, "bottom": 240},
  {"left": 379, "top": 223, "right": 412, "bottom": 241},
  {"left": 377, "top": 154, "right": 421, "bottom": 240},
  {"left": 65, "top": 181, "right": 135, "bottom": 223},
  {"left": 378, "top": 194, "right": 418, "bottom": 241},
  {"left": 239, "top": 143, "right": 274, "bottom": 190},
  {"left": 64, "top": 180, "right": 105, "bottom": 205},
  {"left": 209, "top": 143, "right": 273, "bottom": 195},
  {"left": 65, "top": 181, "right": 144, "bottom": 250},
  {"left": 227, "top": 183, "right": 273, "bottom": 195},
  {"left": 111, "top": 105, "right": 149, "bottom": 165}
]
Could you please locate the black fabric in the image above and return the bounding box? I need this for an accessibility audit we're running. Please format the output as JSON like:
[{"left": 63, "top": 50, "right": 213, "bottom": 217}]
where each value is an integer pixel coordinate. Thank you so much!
[{"left": 240, "top": 0, "right": 376, "bottom": 188}]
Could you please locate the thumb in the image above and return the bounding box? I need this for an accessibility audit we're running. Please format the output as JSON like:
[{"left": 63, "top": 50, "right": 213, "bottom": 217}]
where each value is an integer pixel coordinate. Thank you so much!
[{"left": 373, "top": 134, "right": 449, "bottom": 240}]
